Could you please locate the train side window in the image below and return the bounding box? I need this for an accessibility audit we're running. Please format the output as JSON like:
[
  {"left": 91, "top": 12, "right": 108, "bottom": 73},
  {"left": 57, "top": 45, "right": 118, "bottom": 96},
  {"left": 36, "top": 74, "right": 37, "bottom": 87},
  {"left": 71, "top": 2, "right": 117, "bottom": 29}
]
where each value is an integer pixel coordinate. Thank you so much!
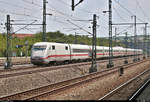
[
  {"left": 52, "top": 46, "right": 55, "bottom": 50},
  {"left": 65, "top": 46, "right": 68, "bottom": 50}
]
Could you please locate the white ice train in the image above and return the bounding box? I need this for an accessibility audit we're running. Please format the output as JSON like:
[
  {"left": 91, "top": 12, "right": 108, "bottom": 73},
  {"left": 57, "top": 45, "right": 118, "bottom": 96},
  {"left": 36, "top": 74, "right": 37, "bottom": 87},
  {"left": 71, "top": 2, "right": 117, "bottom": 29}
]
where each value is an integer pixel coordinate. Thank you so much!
[{"left": 31, "top": 42, "right": 143, "bottom": 65}]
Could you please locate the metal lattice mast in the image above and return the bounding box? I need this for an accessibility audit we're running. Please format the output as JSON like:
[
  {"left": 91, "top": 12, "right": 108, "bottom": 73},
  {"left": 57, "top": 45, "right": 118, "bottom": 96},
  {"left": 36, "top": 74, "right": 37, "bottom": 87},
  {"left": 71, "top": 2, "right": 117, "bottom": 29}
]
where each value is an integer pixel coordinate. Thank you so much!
[
  {"left": 143, "top": 23, "right": 147, "bottom": 59},
  {"left": 124, "top": 32, "right": 128, "bottom": 64},
  {"left": 144, "top": 24, "right": 148, "bottom": 57},
  {"left": 132, "top": 15, "right": 137, "bottom": 62},
  {"left": 107, "top": 0, "right": 114, "bottom": 68},
  {"left": 43, "top": 0, "right": 47, "bottom": 42},
  {"left": 5, "top": 15, "right": 12, "bottom": 69},
  {"left": 148, "top": 33, "right": 150, "bottom": 57},
  {"left": 89, "top": 14, "right": 97, "bottom": 73},
  {"left": 115, "top": 27, "right": 117, "bottom": 46}
]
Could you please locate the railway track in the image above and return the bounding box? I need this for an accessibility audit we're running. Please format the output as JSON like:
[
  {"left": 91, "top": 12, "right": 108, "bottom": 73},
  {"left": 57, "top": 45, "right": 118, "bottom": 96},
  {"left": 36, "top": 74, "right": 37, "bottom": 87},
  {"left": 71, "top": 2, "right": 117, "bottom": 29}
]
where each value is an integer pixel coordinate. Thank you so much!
[
  {"left": 0, "top": 55, "right": 139, "bottom": 73},
  {"left": 0, "top": 59, "right": 148, "bottom": 100},
  {"left": 129, "top": 78, "right": 150, "bottom": 100},
  {"left": 98, "top": 63, "right": 150, "bottom": 100},
  {"left": 0, "top": 55, "right": 138, "bottom": 67},
  {"left": 0, "top": 57, "right": 30, "bottom": 66},
  {"left": 0, "top": 61, "right": 31, "bottom": 66},
  {"left": 0, "top": 57, "right": 138, "bottom": 79}
]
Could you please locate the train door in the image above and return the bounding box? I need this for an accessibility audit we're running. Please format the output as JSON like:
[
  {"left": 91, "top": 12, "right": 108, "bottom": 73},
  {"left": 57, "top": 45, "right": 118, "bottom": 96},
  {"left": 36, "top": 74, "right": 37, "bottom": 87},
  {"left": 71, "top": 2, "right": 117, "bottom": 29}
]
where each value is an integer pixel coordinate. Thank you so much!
[
  {"left": 102, "top": 47, "right": 105, "bottom": 57},
  {"left": 68, "top": 44, "right": 72, "bottom": 61},
  {"left": 51, "top": 45, "right": 56, "bottom": 61},
  {"left": 64, "top": 45, "right": 70, "bottom": 61}
]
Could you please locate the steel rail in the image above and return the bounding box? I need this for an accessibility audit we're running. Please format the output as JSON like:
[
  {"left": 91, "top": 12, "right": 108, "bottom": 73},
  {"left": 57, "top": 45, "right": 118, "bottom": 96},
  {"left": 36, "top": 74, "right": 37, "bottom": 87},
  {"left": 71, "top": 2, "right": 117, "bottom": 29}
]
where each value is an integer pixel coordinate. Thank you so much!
[
  {"left": 129, "top": 78, "right": 150, "bottom": 100},
  {"left": 98, "top": 64, "right": 150, "bottom": 100},
  {"left": 0, "top": 59, "right": 147, "bottom": 100},
  {"left": 0, "top": 57, "right": 132, "bottom": 78}
]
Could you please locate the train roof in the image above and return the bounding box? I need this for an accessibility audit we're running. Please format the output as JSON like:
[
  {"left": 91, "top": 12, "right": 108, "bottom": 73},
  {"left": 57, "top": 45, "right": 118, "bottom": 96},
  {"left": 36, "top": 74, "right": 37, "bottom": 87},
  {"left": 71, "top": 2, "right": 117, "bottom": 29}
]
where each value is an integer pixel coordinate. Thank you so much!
[
  {"left": 70, "top": 44, "right": 90, "bottom": 49},
  {"left": 32, "top": 42, "right": 143, "bottom": 52},
  {"left": 33, "top": 42, "right": 69, "bottom": 46}
]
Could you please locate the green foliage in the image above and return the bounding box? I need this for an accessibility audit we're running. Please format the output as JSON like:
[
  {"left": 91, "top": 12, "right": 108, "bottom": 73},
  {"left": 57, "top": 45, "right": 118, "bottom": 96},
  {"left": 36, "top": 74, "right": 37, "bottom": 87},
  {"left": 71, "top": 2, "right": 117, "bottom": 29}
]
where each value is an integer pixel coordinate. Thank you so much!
[{"left": 0, "top": 31, "right": 123, "bottom": 57}]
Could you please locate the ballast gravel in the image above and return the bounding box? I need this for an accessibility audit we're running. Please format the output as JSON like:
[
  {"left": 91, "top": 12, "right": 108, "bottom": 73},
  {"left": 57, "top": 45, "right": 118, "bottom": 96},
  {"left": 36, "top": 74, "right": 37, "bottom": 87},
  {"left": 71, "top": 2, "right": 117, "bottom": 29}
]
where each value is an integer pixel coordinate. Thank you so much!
[{"left": 0, "top": 56, "right": 143, "bottom": 97}]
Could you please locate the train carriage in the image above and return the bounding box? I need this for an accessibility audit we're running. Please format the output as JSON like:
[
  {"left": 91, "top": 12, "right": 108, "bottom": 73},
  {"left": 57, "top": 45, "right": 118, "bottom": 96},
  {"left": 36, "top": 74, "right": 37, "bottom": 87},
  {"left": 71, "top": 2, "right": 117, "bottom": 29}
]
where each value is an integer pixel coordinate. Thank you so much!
[
  {"left": 103, "top": 47, "right": 109, "bottom": 57},
  {"left": 47, "top": 43, "right": 70, "bottom": 62},
  {"left": 31, "top": 42, "right": 49, "bottom": 64},
  {"left": 31, "top": 42, "right": 143, "bottom": 65},
  {"left": 69, "top": 44, "right": 90, "bottom": 60},
  {"left": 96, "top": 46, "right": 105, "bottom": 57}
]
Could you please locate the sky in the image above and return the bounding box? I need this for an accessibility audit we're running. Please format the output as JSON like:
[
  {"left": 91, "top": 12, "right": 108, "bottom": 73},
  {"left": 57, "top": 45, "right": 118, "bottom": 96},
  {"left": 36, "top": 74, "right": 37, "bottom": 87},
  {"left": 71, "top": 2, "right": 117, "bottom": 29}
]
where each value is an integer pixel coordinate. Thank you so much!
[{"left": 0, "top": 0, "right": 150, "bottom": 37}]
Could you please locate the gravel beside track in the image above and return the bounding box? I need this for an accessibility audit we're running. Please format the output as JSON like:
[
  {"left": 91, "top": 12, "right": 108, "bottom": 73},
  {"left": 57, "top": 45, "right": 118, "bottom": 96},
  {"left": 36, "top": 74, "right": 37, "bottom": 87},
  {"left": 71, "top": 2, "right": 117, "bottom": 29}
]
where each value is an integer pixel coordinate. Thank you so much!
[
  {"left": 0, "top": 57, "right": 30, "bottom": 66},
  {"left": 0, "top": 57, "right": 135, "bottom": 78},
  {"left": 0, "top": 56, "right": 144, "bottom": 98},
  {"left": 99, "top": 66, "right": 150, "bottom": 100},
  {"left": 129, "top": 79, "right": 150, "bottom": 100},
  {"left": 37, "top": 59, "right": 150, "bottom": 100},
  {"left": 0, "top": 58, "right": 148, "bottom": 100}
]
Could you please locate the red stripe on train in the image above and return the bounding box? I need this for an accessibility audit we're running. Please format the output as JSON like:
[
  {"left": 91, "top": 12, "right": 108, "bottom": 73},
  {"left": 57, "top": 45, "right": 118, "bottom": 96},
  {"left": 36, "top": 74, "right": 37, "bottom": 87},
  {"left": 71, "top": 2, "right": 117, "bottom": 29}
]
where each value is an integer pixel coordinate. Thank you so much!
[
  {"left": 41, "top": 53, "right": 109, "bottom": 59},
  {"left": 41, "top": 52, "right": 136, "bottom": 59}
]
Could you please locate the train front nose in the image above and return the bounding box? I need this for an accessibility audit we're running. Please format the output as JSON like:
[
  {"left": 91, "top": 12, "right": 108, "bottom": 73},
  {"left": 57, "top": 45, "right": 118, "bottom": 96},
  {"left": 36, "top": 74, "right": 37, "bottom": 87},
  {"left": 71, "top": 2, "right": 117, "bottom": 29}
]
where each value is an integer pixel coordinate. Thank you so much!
[{"left": 31, "top": 56, "right": 45, "bottom": 64}]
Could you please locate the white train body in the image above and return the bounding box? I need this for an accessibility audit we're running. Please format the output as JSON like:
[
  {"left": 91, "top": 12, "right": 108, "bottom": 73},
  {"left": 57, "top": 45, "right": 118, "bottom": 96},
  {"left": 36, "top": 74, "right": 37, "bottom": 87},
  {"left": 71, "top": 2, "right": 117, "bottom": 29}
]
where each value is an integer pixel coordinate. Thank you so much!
[{"left": 31, "top": 42, "right": 143, "bottom": 65}]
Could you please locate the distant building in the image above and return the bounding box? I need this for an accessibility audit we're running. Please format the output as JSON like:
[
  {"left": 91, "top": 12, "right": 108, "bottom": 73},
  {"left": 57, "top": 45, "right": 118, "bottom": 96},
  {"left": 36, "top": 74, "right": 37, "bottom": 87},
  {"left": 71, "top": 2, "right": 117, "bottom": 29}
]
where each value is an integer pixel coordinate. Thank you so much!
[{"left": 12, "top": 33, "right": 34, "bottom": 38}]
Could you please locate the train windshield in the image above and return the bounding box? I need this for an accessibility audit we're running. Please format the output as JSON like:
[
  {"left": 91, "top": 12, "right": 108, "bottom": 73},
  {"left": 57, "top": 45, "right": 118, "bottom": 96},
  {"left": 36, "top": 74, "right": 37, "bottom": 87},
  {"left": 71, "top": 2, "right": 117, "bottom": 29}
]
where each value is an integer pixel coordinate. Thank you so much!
[{"left": 33, "top": 45, "right": 47, "bottom": 51}]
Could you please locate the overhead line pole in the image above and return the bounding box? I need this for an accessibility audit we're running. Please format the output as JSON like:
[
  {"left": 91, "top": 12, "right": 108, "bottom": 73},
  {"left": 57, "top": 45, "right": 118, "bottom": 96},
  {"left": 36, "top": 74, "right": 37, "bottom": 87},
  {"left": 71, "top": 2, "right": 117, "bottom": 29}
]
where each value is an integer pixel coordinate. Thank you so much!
[
  {"left": 3, "top": 15, "right": 42, "bottom": 69},
  {"left": 143, "top": 23, "right": 147, "bottom": 59},
  {"left": 107, "top": 0, "right": 114, "bottom": 68},
  {"left": 132, "top": 15, "right": 137, "bottom": 62},
  {"left": 148, "top": 33, "right": 150, "bottom": 57},
  {"left": 5, "top": 15, "right": 12, "bottom": 69},
  {"left": 112, "top": 22, "right": 148, "bottom": 61},
  {"left": 89, "top": 14, "right": 97, "bottom": 73},
  {"left": 144, "top": 26, "right": 150, "bottom": 57},
  {"left": 124, "top": 32, "right": 128, "bottom": 64},
  {"left": 115, "top": 27, "right": 117, "bottom": 46},
  {"left": 43, "top": 0, "right": 47, "bottom": 42},
  {"left": 145, "top": 24, "right": 148, "bottom": 57},
  {"left": 103, "top": 0, "right": 114, "bottom": 68}
]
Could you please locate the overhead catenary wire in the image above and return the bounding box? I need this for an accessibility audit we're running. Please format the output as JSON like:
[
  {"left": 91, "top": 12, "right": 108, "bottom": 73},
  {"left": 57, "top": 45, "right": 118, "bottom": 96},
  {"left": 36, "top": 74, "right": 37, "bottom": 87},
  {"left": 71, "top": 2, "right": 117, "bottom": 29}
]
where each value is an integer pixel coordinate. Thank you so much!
[
  {"left": 135, "top": 0, "right": 150, "bottom": 22},
  {"left": 21, "top": 0, "right": 105, "bottom": 36},
  {"left": 1, "top": 0, "right": 93, "bottom": 35},
  {"left": 116, "top": 25, "right": 133, "bottom": 36},
  {"left": 22, "top": 0, "right": 81, "bottom": 21},
  {"left": 0, "top": 0, "right": 42, "bottom": 20},
  {"left": 114, "top": 0, "right": 145, "bottom": 23},
  {"left": 113, "top": 7, "right": 127, "bottom": 22},
  {"left": 12, "top": 20, "right": 38, "bottom": 34},
  {"left": 0, "top": 0, "right": 33, "bottom": 11},
  {"left": 67, "top": 20, "right": 92, "bottom": 35},
  {"left": 54, "top": 0, "right": 94, "bottom": 14},
  {"left": 0, "top": 7, "right": 41, "bottom": 20}
]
